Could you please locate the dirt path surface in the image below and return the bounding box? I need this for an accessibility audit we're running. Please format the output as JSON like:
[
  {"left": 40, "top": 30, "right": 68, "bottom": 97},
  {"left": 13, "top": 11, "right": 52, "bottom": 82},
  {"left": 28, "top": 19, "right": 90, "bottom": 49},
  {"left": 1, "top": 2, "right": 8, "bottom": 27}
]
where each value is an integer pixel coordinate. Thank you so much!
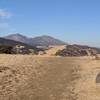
[
  {"left": 44, "top": 45, "right": 66, "bottom": 56},
  {"left": 0, "top": 55, "right": 100, "bottom": 100}
]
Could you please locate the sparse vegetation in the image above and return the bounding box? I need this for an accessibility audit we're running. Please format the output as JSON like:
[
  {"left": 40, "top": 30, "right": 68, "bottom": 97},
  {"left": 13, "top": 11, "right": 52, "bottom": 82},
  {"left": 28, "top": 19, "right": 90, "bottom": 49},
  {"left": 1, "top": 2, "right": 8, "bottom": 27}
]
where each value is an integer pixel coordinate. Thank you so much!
[{"left": 55, "top": 45, "right": 100, "bottom": 57}]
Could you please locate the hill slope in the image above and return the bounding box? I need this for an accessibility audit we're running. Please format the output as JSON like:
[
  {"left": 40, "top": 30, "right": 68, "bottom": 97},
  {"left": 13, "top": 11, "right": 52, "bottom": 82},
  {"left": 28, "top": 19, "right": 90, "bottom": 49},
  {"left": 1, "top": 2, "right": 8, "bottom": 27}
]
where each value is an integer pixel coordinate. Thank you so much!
[
  {"left": 55, "top": 44, "right": 100, "bottom": 56},
  {"left": 0, "top": 37, "right": 34, "bottom": 49}
]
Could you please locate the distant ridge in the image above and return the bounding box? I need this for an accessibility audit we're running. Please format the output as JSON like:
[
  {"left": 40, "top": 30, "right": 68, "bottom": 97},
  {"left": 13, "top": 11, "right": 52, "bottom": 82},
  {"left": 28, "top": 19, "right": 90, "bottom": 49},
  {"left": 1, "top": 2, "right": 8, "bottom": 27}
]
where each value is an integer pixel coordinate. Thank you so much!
[
  {"left": 0, "top": 37, "right": 35, "bottom": 49},
  {"left": 4, "top": 33, "right": 67, "bottom": 46}
]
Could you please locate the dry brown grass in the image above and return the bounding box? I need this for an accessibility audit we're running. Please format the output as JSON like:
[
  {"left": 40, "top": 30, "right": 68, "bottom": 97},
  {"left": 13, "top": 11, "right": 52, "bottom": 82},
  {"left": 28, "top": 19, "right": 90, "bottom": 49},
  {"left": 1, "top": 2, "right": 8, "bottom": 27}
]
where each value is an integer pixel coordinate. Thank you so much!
[{"left": 0, "top": 54, "right": 100, "bottom": 100}]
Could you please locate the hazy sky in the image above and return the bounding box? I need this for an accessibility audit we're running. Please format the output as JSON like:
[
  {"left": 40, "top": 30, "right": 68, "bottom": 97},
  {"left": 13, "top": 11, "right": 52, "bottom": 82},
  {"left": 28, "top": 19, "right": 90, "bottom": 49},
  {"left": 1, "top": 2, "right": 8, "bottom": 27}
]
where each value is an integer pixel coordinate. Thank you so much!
[{"left": 0, "top": 0, "right": 100, "bottom": 47}]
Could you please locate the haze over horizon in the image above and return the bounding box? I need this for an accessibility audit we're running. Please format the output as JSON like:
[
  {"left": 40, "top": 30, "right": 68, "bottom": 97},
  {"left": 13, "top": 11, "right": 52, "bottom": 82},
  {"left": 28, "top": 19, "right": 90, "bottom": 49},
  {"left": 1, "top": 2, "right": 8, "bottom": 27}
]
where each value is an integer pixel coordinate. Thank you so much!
[{"left": 0, "top": 0, "right": 100, "bottom": 47}]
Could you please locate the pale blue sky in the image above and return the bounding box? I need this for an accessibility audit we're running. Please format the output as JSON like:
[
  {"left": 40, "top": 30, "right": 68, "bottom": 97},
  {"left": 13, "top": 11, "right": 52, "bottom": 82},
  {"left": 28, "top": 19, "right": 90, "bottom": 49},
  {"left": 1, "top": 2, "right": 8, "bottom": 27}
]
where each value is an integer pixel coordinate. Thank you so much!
[{"left": 0, "top": 0, "right": 100, "bottom": 47}]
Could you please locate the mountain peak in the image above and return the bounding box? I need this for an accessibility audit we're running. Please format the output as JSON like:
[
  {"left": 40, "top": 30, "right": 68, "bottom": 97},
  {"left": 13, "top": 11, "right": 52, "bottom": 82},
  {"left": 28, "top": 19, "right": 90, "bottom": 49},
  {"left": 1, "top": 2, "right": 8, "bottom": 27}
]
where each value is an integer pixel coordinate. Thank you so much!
[
  {"left": 35, "top": 35, "right": 56, "bottom": 39},
  {"left": 12, "top": 33, "right": 21, "bottom": 35},
  {"left": 40, "top": 35, "right": 53, "bottom": 37},
  {"left": 38, "top": 35, "right": 58, "bottom": 39},
  {"left": 7, "top": 33, "right": 27, "bottom": 37},
  {"left": 29, "top": 35, "right": 66, "bottom": 46},
  {"left": 4, "top": 33, "right": 28, "bottom": 43}
]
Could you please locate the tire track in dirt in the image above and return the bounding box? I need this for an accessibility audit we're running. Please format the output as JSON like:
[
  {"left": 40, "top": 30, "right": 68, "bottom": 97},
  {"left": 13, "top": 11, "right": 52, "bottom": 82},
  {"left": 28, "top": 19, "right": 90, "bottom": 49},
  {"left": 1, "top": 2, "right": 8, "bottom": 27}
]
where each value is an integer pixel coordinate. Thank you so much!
[{"left": 62, "top": 65, "right": 81, "bottom": 100}]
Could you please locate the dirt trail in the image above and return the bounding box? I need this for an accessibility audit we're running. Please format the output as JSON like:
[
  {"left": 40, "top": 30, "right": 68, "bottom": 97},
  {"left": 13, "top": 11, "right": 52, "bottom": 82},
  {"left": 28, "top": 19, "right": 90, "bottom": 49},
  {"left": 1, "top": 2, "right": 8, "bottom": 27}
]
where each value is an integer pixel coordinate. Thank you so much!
[
  {"left": 0, "top": 55, "right": 81, "bottom": 100},
  {"left": 0, "top": 55, "right": 100, "bottom": 100}
]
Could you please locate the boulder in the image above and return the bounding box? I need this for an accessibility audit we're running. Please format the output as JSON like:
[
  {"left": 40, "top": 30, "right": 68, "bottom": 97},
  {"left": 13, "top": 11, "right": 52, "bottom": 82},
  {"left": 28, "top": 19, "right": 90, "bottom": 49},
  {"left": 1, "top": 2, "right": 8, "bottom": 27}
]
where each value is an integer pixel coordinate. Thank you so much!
[{"left": 96, "top": 73, "right": 100, "bottom": 83}]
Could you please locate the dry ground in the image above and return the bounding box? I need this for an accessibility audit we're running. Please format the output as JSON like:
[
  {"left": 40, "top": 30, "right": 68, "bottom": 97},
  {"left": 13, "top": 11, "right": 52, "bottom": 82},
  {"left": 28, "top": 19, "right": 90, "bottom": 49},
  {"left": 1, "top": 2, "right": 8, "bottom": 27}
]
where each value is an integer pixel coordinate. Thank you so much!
[
  {"left": 44, "top": 45, "right": 66, "bottom": 56},
  {"left": 0, "top": 54, "right": 100, "bottom": 100}
]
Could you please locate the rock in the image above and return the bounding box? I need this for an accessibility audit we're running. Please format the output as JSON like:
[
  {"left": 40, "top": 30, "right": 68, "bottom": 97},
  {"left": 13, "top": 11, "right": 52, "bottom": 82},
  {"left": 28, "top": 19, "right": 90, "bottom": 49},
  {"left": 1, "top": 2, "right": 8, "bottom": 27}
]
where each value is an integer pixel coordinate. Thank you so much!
[{"left": 96, "top": 73, "right": 100, "bottom": 83}]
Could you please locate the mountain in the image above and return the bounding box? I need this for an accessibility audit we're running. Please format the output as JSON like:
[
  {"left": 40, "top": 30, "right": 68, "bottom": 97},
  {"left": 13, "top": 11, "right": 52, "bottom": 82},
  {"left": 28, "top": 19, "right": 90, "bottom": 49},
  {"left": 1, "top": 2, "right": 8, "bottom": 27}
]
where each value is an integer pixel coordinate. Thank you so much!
[
  {"left": 27, "top": 35, "right": 66, "bottom": 46},
  {"left": 0, "top": 37, "right": 34, "bottom": 49},
  {"left": 4, "top": 33, "right": 28, "bottom": 43},
  {"left": 4, "top": 34, "right": 66, "bottom": 46}
]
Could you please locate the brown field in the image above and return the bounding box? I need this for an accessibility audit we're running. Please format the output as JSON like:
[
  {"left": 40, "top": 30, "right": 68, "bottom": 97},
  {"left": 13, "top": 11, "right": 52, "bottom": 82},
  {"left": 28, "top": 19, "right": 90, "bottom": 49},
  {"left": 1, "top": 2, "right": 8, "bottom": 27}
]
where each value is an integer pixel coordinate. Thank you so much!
[{"left": 0, "top": 54, "right": 100, "bottom": 100}]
